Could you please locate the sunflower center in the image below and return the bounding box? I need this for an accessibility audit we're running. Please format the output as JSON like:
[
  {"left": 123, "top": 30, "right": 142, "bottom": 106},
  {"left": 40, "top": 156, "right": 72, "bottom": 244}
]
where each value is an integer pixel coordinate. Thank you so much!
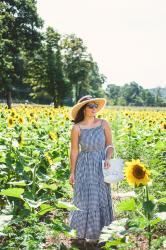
[
  {"left": 132, "top": 165, "right": 145, "bottom": 179},
  {"left": 9, "top": 119, "right": 13, "bottom": 125}
]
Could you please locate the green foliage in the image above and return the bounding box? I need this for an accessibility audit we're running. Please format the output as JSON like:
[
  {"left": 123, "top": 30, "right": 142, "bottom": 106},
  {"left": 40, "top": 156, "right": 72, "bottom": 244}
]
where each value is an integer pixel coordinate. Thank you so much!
[
  {"left": 0, "top": 105, "right": 77, "bottom": 249},
  {"left": 0, "top": 0, "right": 43, "bottom": 107},
  {"left": 61, "top": 34, "right": 105, "bottom": 102},
  {"left": 0, "top": 1, "right": 105, "bottom": 107},
  {"left": 106, "top": 82, "right": 166, "bottom": 107},
  {"left": 1, "top": 1, "right": 165, "bottom": 109},
  {"left": 0, "top": 188, "right": 24, "bottom": 198},
  {"left": 0, "top": 102, "right": 165, "bottom": 249},
  {"left": 117, "top": 198, "right": 136, "bottom": 212}
]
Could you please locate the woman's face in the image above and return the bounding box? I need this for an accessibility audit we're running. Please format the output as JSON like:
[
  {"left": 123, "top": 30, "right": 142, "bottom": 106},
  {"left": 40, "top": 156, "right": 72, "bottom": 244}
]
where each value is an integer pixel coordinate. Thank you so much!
[{"left": 83, "top": 101, "right": 98, "bottom": 118}]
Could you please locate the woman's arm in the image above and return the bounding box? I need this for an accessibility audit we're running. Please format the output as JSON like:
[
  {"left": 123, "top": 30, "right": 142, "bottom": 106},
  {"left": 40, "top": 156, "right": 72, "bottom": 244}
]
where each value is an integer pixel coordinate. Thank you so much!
[
  {"left": 70, "top": 124, "right": 79, "bottom": 175},
  {"left": 103, "top": 120, "right": 113, "bottom": 160}
]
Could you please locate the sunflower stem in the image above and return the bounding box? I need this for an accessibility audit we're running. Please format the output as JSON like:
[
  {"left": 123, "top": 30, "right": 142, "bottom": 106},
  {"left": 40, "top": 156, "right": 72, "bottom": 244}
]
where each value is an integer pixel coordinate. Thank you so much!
[{"left": 145, "top": 185, "right": 151, "bottom": 249}]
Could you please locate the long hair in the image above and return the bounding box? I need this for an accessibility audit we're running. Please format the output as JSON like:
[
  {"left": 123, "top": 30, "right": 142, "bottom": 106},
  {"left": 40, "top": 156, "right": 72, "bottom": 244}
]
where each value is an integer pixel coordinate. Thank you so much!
[
  {"left": 71, "top": 95, "right": 95, "bottom": 124},
  {"left": 72, "top": 104, "right": 87, "bottom": 124}
]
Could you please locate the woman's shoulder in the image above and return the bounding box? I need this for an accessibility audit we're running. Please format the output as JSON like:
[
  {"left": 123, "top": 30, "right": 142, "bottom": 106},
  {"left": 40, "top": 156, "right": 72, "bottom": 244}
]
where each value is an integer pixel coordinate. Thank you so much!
[
  {"left": 70, "top": 124, "right": 80, "bottom": 138},
  {"left": 100, "top": 118, "right": 110, "bottom": 128},
  {"left": 71, "top": 123, "right": 80, "bottom": 131}
]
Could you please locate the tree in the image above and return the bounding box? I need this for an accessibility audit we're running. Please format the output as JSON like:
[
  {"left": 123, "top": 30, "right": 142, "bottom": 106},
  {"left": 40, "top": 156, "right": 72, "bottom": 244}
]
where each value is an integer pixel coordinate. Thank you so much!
[
  {"left": 45, "top": 27, "right": 69, "bottom": 107},
  {"left": 85, "top": 61, "right": 106, "bottom": 98},
  {"left": 121, "top": 82, "right": 143, "bottom": 105},
  {"left": 0, "top": 0, "right": 43, "bottom": 108},
  {"left": 61, "top": 34, "right": 105, "bottom": 102},
  {"left": 104, "top": 81, "right": 164, "bottom": 107},
  {"left": 25, "top": 27, "right": 70, "bottom": 107},
  {"left": 141, "top": 90, "right": 155, "bottom": 106},
  {"left": 106, "top": 84, "right": 121, "bottom": 105},
  {"left": 155, "top": 87, "right": 166, "bottom": 106}
]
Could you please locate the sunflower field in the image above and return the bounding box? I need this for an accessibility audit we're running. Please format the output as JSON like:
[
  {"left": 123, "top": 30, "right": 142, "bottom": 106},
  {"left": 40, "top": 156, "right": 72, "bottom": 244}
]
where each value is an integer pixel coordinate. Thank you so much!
[{"left": 0, "top": 104, "right": 165, "bottom": 250}]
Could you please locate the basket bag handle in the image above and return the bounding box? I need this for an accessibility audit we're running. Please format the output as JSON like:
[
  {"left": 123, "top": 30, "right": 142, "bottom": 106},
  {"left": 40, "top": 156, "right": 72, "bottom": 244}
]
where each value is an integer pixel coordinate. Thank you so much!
[{"left": 104, "top": 144, "right": 117, "bottom": 159}]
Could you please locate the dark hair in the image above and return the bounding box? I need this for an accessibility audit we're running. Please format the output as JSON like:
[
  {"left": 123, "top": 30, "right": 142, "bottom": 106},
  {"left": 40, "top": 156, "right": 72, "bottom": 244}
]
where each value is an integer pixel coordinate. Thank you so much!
[
  {"left": 71, "top": 95, "right": 96, "bottom": 124},
  {"left": 71, "top": 104, "right": 87, "bottom": 124}
]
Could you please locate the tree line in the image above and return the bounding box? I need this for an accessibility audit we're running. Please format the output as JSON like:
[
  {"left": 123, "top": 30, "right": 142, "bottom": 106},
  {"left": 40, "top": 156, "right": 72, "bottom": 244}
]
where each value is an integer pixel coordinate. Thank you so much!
[
  {"left": 0, "top": 0, "right": 165, "bottom": 108},
  {"left": 106, "top": 83, "right": 166, "bottom": 107}
]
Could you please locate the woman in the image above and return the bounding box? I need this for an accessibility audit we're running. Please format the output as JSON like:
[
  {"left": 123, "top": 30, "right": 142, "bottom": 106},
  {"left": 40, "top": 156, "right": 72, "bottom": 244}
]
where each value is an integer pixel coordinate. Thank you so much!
[{"left": 68, "top": 95, "right": 114, "bottom": 242}]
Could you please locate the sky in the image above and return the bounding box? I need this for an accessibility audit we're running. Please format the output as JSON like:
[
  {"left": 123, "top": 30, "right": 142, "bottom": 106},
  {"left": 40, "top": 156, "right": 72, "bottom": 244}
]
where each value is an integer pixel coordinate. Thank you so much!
[{"left": 37, "top": 0, "right": 166, "bottom": 89}]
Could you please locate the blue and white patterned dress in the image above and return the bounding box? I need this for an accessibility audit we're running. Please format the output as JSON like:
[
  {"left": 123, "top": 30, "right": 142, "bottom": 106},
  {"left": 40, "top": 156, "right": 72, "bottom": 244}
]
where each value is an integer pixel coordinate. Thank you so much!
[{"left": 69, "top": 119, "right": 113, "bottom": 240}]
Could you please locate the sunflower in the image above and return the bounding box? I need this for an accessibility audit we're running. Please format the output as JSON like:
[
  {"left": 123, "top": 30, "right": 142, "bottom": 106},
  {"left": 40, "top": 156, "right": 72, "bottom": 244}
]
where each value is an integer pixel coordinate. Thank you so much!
[
  {"left": 49, "top": 131, "right": 57, "bottom": 141},
  {"left": 7, "top": 117, "right": 14, "bottom": 127},
  {"left": 18, "top": 132, "right": 24, "bottom": 146},
  {"left": 44, "top": 152, "right": 53, "bottom": 165},
  {"left": 18, "top": 116, "right": 24, "bottom": 124},
  {"left": 125, "top": 159, "right": 150, "bottom": 187},
  {"left": 162, "top": 122, "right": 166, "bottom": 130},
  {"left": 10, "top": 109, "right": 16, "bottom": 117}
]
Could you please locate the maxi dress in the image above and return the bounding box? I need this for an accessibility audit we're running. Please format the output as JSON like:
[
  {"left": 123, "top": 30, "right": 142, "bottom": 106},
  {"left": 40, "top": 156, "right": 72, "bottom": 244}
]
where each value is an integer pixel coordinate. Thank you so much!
[{"left": 68, "top": 119, "right": 113, "bottom": 240}]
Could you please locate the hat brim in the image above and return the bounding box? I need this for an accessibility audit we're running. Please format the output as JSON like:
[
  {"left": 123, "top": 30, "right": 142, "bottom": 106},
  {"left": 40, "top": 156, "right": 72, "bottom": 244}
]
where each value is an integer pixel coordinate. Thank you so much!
[{"left": 69, "top": 98, "right": 107, "bottom": 120}]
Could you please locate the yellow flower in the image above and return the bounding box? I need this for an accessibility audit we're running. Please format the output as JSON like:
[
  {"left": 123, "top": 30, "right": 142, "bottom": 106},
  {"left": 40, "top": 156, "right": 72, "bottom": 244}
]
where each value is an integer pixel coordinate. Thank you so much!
[
  {"left": 10, "top": 109, "right": 16, "bottom": 117},
  {"left": 18, "top": 132, "right": 24, "bottom": 146},
  {"left": 49, "top": 131, "right": 57, "bottom": 141},
  {"left": 44, "top": 152, "right": 53, "bottom": 165},
  {"left": 18, "top": 116, "right": 24, "bottom": 124},
  {"left": 162, "top": 122, "right": 166, "bottom": 130},
  {"left": 7, "top": 117, "right": 14, "bottom": 127},
  {"left": 125, "top": 159, "right": 150, "bottom": 187}
]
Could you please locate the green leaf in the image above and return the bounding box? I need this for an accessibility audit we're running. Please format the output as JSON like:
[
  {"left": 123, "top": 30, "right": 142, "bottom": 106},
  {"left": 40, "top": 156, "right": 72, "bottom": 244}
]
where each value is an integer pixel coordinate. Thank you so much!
[
  {"left": 0, "top": 188, "right": 24, "bottom": 198},
  {"left": 157, "top": 198, "right": 166, "bottom": 203},
  {"left": 117, "top": 198, "right": 136, "bottom": 212},
  {"left": 56, "top": 200, "right": 80, "bottom": 211},
  {"left": 24, "top": 166, "right": 31, "bottom": 172},
  {"left": 23, "top": 198, "right": 43, "bottom": 208},
  {"left": 128, "top": 227, "right": 143, "bottom": 233},
  {"left": 143, "top": 200, "right": 155, "bottom": 213},
  {"left": 38, "top": 182, "right": 57, "bottom": 190},
  {"left": 7, "top": 180, "right": 27, "bottom": 186},
  {"left": 66, "top": 229, "right": 77, "bottom": 238},
  {"left": 151, "top": 217, "right": 161, "bottom": 226},
  {"left": 128, "top": 217, "right": 149, "bottom": 229},
  {"left": 38, "top": 204, "right": 55, "bottom": 215},
  {"left": 107, "top": 239, "right": 125, "bottom": 246},
  {"left": 158, "top": 203, "right": 166, "bottom": 212}
]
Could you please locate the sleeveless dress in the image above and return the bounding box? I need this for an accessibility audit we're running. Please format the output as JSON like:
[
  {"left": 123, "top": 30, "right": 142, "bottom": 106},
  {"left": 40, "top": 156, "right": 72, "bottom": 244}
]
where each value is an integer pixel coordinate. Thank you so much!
[{"left": 68, "top": 119, "right": 113, "bottom": 240}]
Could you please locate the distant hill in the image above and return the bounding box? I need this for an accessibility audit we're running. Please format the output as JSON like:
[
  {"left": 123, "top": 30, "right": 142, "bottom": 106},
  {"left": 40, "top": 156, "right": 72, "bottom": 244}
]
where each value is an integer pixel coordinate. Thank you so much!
[{"left": 148, "top": 87, "right": 166, "bottom": 100}]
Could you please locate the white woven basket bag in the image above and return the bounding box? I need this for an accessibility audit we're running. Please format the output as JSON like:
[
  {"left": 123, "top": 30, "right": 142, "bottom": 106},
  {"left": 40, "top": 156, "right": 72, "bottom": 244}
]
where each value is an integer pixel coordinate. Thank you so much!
[{"left": 102, "top": 145, "right": 124, "bottom": 184}]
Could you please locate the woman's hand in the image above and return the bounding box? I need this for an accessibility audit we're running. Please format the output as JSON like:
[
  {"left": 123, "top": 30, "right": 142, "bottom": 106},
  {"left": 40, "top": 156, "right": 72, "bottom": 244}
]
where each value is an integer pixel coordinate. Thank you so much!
[
  {"left": 104, "top": 159, "right": 111, "bottom": 169},
  {"left": 69, "top": 173, "right": 75, "bottom": 187}
]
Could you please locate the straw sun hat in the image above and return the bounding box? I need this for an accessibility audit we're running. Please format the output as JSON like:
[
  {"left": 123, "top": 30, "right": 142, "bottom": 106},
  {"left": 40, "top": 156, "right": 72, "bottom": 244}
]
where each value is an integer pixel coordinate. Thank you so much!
[{"left": 70, "top": 95, "right": 107, "bottom": 120}]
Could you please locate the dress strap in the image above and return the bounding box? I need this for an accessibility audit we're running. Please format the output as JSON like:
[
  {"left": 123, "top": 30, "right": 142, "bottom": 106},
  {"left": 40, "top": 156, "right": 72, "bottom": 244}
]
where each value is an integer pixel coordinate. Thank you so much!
[
  {"left": 77, "top": 123, "right": 81, "bottom": 137},
  {"left": 101, "top": 119, "right": 104, "bottom": 127}
]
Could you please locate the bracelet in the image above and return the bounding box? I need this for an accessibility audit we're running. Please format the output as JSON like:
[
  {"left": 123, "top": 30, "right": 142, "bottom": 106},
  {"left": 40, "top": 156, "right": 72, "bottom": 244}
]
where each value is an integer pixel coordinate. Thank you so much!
[
  {"left": 105, "top": 145, "right": 114, "bottom": 159},
  {"left": 105, "top": 144, "right": 114, "bottom": 151}
]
